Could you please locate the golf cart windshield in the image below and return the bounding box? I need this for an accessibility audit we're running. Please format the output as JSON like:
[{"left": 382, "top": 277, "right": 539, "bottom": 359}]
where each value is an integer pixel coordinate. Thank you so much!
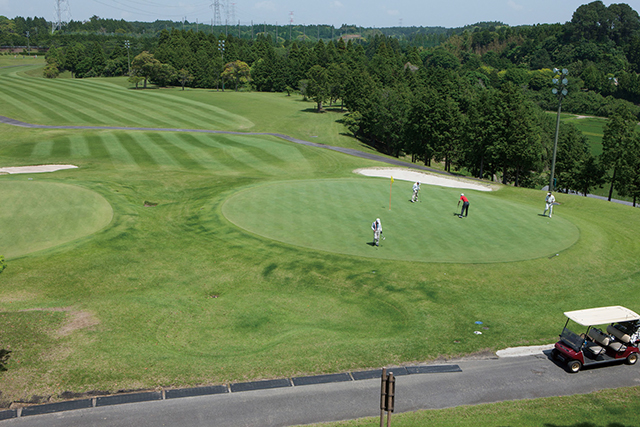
[{"left": 560, "top": 327, "right": 584, "bottom": 352}]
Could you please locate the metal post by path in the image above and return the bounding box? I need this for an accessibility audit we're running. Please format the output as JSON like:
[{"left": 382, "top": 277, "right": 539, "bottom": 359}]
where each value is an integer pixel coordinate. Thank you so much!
[
  {"left": 380, "top": 368, "right": 387, "bottom": 427},
  {"left": 386, "top": 372, "right": 395, "bottom": 427},
  {"left": 380, "top": 368, "right": 395, "bottom": 427}
]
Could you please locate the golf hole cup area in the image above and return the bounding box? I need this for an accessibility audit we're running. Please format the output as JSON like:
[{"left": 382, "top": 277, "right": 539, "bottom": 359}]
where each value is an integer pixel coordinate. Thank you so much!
[{"left": 221, "top": 179, "right": 579, "bottom": 263}]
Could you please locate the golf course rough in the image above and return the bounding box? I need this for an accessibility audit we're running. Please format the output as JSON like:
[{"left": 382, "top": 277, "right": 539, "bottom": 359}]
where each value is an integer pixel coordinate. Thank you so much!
[
  {"left": 0, "top": 180, "right": 113, "bottom": 259},
  {"left": 222, "top": 178, "right": 580, "bottom": 263}
]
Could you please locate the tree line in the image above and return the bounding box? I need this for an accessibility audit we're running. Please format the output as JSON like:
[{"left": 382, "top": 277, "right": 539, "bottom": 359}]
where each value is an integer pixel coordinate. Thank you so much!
[{"left": 22, "top": 1, "right": 640, "bottom": 197}]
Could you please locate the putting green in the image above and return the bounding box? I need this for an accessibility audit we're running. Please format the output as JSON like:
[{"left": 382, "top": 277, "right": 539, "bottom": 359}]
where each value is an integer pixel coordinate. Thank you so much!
[
  {"left": 222, "top": 178, "right": 580, "bottom": 263},
  {"left": 0, "top": 181, "right": 113, "bottom": 259}
]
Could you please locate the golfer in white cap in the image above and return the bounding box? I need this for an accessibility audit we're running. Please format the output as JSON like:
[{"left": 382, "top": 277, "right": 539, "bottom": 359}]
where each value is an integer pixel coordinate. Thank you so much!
[
  {"left": 543, "top": 192, "right": 556, "bottom": 217},
  {"left": 371, "top": 218, "right": 382, "bottom": 246},
  {"left": 411, "top": 182, "right": 420, "bottom": 203}
]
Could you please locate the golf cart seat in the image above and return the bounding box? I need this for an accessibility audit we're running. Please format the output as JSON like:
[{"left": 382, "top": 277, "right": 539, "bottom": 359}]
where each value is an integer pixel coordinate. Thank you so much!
[
  {"left": 607, "top": 325, "right": 631, "bottom": 343},
  {"left": 586, "top": 328, "right": 610, "bottom": 356},
  {"left": 606, "top": 325, "right": 629, "bottom": 352}
]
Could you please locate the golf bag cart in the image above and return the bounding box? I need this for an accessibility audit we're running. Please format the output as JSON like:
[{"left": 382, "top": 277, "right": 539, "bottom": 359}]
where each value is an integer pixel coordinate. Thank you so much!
[{"left": 552, "top": 305, "right": 640, "bottom": 373}]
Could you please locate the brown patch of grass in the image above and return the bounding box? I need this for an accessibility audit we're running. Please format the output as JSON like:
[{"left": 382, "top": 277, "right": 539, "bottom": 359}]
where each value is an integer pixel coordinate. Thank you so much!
[
  {"left": 18, "top": 307, "right": 100, "bottom": 337},
  {"left": 0, "top": 291, "right": 38, "bottom": 304}
]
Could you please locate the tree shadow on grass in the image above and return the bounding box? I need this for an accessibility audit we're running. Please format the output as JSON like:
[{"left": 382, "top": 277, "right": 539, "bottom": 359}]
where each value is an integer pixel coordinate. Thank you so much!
[{"left": 0, "top": 349, "right": 11, "bottom": 371}]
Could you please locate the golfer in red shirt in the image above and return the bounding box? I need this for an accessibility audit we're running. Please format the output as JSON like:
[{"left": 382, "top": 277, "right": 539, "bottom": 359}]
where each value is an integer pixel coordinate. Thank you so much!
[{"left": 458, "top": 193, "right": 469, "bottom": 218}]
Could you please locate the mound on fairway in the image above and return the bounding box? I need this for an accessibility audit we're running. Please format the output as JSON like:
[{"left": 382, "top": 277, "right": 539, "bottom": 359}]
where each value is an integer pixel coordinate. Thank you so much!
[
  {"left": 222, "top": 178, "right": 580, "bottom": 263},
  {"left": 0, "top": 181, "right": 113, "bottom": 259}
]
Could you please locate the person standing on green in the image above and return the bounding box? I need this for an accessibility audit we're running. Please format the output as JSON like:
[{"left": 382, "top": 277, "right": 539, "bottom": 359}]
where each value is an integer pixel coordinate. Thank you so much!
[
  {"left": 371, "top": 218, "right": 382, "bottom": 246},
  {"left": 411, "top": 182, "right": 420, "bottom": 203},
  {"left": 458, "top": 193, "right": 469, "bottom": 218},
  {"left": 543, "top": 192, "right": 556, "bottom": 218}
]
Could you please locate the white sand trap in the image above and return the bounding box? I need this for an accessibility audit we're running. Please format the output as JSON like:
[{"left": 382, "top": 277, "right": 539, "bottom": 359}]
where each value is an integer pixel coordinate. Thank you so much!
[
  {"left": 0, "top": 164, "right": 78, "bottom": 174},
  {"left": 355, "top": 168, "right": 494, "bottom": 192}
]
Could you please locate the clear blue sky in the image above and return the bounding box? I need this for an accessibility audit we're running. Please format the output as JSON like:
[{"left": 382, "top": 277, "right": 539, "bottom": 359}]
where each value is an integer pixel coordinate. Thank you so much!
[{"left": 3, "top": 0, "right": 626, "bottom": 28}]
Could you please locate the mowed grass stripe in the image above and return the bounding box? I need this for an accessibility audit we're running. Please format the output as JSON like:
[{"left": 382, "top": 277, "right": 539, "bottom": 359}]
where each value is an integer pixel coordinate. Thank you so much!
[
  {"left": 211, "top": 135, "right": 294, "bottom": 176},
  {"left": 70, "top": 135, "right": 91, "bottom": 158},
  {"left": 114, "top": 133, "right": 160, "bottom": 169},
  {"left": 101, "top": 133, "right": 142, "bottom": 170},
  {"left": 1, "top": 77, "right": 104, "bottom": 124},
  {"left": 207, "top": 135, "right": 287, "bottom": 172},
  {"left": 31, "top": 140, "right": 53, "bottom": 157},
  {"left": 87, "top": 133, "right": 114, "bottom": 167},
  {"left": 171, "top": 134, "right": 234, "bottom": 172},
  {"left": 117, "top": 86, "right": 254, "bottom": 129},
  {"left": 1, "top": 75, "right": 133, "bottom": 126},
  {"left": 2, "top": 71, "right": 252, "bottom": 131},
  {"left": 0, "top": 81, "right": 70, "bottom": 124},
  {"left": 219, "top": 135, "right": 312, "bottom": 171},
  {"left": 146, "top": 132, "right": 207, "bottom": 171},
  {"left": 2, "top": 73, "right": 164, "bottom": 127},
  {"left": 36, "top": 74, "right": 253, "bottom": 129},
  {"left": 1, "top": 74, "right": 169, "bottom": 128},
  {"left": 51, "top": 136, "right": 72, "bottom": 158},
  {"left": 134, "top": 133, "right": 182, "bottom": 169},
  {"left": 172, "top": 134, "right": 240, "bottom": 172},
  {"left": 47, "top": 77, "right": 250, "bottom": 129}
]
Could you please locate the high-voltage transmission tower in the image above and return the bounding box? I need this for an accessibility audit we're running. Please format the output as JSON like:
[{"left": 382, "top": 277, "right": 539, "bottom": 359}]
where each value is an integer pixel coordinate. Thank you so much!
[
  {"left": 211, "top": 0, "right": 222, "bottom": 26},
  {"left": 289, "top": 11, "right": 294, "bottom": 41},
  {"left": 52, "top": 0, "right": 71, "bottom": 33}
]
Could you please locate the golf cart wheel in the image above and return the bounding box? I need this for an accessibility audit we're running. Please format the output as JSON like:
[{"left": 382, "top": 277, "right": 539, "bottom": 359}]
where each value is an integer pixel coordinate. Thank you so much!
[
  {"left": 626, "top": 353, "right": 638, "bottom": 365},
  {"left": 551, "top": 349, "right": 559, "bottom": 360},
  {"left": 568, "top": 360, "right": 582, "bottom": 373}
]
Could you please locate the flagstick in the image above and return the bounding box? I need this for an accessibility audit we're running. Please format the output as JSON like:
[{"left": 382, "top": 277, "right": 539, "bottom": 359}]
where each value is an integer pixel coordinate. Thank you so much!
[{"left": 389, "top": 177, "right": 393, "bottom": 210}]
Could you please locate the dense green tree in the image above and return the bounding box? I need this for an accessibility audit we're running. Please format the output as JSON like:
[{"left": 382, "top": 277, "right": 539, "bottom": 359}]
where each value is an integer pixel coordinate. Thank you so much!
[
  {"left": 613, "top": 130, "right": 640, "bottom": 205},
  {"left": 42, "top": 62, "right": 59, "bottom": 78},
  {"left": 490, "top": 83, "right": 543, "bottom": 186},
  {"left": 178, "top": 68, "right": 193, "bottom": 90},
  {"left": 221, "top": 60, "right": 251, "bottom": 91},
  {"left": 131, "top": 51, "right": 161, "bottom": 88},
  {"left": 601, "top": 104, "right": 638, "bottom": 201},
  {"left": 326, "top": 62, "right": 347, "bottom": 109},
  {"left": 151, "top": 63, "right": 177, "bottom": 87},
  {"left": 571, "top": 155, "right": 607, "bottom": 196},
  {"left": 305, "top": 65, "right": 329, "bottom": 112}
]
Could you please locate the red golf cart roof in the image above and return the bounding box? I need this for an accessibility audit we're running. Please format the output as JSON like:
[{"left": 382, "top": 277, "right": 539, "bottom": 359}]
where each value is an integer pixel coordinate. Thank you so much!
[{"left": 564, "top": 306, "right": 640, "bottom": 326}]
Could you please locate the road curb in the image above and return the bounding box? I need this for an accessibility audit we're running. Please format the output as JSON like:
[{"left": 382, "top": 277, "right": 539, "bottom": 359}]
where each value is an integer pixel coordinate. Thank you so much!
[
  {"left": 3, "top": 364, "right": 461, "bottom": 420},
  {"left": 496, "top": 344, "right": 555, "bottom": 358}
]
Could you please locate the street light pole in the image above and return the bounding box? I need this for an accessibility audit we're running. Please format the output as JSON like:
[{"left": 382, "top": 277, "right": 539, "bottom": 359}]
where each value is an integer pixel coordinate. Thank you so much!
[
  {"left": 124, "top": 40, "right": 131, "bottom": 76},
  {"left": 218, "top": 39, "right": 225, "bottom": 92},
  {"left": 549, "top": 68, "right": 568, "bottom": 192}
]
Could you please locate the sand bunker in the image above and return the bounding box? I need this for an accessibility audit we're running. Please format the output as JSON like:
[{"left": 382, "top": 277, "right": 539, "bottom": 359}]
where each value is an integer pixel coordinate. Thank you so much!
[
  {"left": 354, "top": 168, "right": 494, "bottom": 192},
  {"left": 0, "top": 164, "right": 78, "bottom": 174}
]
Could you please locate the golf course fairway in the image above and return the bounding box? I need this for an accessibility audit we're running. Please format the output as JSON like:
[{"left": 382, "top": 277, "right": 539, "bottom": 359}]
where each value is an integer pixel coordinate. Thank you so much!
[
  {"left": 222, "top": 178, "right": 580, "bottom": 263},
  {"left": 0, "top": 180, "right": 113, "bottom": 259}
]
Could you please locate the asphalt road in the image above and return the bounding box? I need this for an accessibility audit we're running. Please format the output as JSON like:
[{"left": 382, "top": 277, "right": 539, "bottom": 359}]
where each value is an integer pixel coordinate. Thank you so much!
[{"left": 4, "top": 352, "right": 640, "bottom": 427}]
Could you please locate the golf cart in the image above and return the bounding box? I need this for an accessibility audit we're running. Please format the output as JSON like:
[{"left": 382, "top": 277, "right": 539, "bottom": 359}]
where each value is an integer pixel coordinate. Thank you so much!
[{"left": 552, "top": 305, "right": 640, "bottom": 373}]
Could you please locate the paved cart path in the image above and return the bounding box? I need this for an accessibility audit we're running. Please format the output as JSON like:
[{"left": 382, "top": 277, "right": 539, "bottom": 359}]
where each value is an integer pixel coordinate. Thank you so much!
[{"left": 2, "top": 353, "right": 640, "bottom": 426}]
